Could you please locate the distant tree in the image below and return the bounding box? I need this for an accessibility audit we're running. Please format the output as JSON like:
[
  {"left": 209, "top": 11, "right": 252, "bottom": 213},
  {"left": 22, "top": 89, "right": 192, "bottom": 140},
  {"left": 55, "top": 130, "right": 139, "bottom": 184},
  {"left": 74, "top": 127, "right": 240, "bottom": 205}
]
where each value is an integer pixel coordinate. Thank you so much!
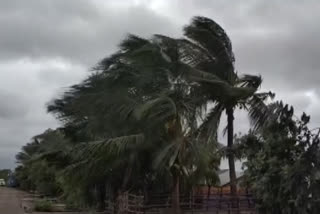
[
  {"left": 15, "top": 129, "right": 69, "bottom": 195},
  {"left": 0, "top": 169, "right": 12, "bottom": 182}
]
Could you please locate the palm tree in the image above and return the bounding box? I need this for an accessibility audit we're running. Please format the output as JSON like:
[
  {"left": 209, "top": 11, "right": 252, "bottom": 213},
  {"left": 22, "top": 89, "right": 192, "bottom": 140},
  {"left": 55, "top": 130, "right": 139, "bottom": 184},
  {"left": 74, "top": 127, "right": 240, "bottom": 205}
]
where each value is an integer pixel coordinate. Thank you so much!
[
  {"left": 181, "top": 17, "right": 275, "bottom": 196},
  {"left": 134, "top": 17, "right": 274, "bottom": 196},
  {"left": 116, "top": 17, "right": 274, "bottom": 197}
]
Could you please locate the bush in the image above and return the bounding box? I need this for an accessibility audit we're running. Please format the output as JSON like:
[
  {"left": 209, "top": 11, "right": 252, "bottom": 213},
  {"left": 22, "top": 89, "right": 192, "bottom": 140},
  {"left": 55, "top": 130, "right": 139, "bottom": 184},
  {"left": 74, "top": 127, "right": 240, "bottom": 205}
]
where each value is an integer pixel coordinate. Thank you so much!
[
  {"left": 65, "top": 202, "right": 81, "bottom": 211},
  {"left": 34, "top": 200, "right": 53, "bottom": 212}
]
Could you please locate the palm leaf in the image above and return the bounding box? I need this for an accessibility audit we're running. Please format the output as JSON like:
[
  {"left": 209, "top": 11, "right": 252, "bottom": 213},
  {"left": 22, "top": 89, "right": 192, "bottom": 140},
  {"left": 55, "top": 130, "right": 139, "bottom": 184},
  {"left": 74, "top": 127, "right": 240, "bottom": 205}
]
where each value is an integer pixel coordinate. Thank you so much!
[
  {"left": 87, "top": 134, "right": 145, "bottom": 158},
  {"left": 119, "top": 34, "right": 149, "bottom": 52},
  {"left": 135, "top": 96, "right": 177, "bottom": 124},
  {"left": 237, "top": 74, "right": 263, "bottom": 89},
  {"left": 248, "top": 93, "right": 276, "bottom": 131},
  {"left": 197, "top": 104, "right": 223, "bottom": 144},
  {"left": 184, "top": 16, "right": 235, "bottom": 71}
]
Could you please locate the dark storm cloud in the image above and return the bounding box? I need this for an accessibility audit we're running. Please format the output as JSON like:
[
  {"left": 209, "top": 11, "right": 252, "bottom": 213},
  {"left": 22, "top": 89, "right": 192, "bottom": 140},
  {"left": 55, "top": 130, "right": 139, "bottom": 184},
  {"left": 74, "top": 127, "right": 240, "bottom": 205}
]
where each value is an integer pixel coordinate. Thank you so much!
[
  {"left": 0, "top": 0, "right": 179, "bottom": 66},
  {"left": 234, "top": 12, "right": 320, "bottom": 91}
]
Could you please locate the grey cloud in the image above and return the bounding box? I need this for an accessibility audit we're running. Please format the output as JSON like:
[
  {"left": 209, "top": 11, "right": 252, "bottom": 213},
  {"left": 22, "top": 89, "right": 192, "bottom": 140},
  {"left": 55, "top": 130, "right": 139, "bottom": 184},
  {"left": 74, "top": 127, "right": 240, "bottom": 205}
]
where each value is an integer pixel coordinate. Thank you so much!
[
  {"left": 0, "top": 0, "right": 179, "bottom": 66},
  {"left": 235, "top": 28, "right": 320, "bottom": 92},
  {"left": 0, "top": 59, "right": 80, "bottom": 169},
  {"left": 36, "top": 62, "right": 86, "bottom": 87},
  {"left": 0, "top": 91, "right": 29, "bottom": 119},
  {"left": 0, "top": 114, "right": 57, "bottom": 169},
  {"left": 282, "top": 91, "right": 313, "bottom": 113},
  {"left": 0, "top": 156, "right": 16, "bottom": 169}
]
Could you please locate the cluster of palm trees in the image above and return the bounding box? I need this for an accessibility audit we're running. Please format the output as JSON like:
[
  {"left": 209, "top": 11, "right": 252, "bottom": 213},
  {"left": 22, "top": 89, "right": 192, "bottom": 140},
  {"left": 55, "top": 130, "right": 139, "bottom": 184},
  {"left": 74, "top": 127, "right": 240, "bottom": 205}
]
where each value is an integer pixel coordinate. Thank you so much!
[{"left": 15, "top": 16, "right": 275, "bottom": 212}]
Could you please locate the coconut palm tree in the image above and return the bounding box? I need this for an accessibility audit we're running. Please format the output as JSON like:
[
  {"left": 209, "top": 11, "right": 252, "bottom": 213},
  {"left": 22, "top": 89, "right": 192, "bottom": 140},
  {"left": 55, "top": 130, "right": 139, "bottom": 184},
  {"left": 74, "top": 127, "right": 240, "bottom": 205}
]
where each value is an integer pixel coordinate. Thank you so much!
[
  {"left": 125, "top": 17, "right": 274, "bottom": 196},
  {"left": 181, "top": 16, "right": 275, "bottom": 196}
]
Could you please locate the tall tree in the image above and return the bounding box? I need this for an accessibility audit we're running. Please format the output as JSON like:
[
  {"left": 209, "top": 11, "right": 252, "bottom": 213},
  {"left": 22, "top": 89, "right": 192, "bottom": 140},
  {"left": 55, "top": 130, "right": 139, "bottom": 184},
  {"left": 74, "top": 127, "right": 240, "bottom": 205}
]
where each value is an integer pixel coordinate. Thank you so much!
[
  {"left": 118, "top": 17, "right": 274, "bottom": 196},
  {"left": 180, "top": 16, "right": 276, "bottom": 196}
]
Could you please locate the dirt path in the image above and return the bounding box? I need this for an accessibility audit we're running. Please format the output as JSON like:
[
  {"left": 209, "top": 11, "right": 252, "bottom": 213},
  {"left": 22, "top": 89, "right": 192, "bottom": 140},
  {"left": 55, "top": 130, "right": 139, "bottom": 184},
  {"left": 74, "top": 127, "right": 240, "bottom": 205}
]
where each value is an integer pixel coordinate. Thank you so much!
[{"left": 0, "top": 187, "right": 26, "bottom": 214}]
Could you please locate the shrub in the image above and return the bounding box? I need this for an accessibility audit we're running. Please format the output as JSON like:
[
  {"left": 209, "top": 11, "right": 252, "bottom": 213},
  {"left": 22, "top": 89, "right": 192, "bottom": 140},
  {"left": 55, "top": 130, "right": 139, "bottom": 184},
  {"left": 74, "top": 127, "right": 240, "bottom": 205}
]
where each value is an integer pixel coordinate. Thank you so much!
[{"left": 34, "top": 200, "right": 53, "bottom": 212}]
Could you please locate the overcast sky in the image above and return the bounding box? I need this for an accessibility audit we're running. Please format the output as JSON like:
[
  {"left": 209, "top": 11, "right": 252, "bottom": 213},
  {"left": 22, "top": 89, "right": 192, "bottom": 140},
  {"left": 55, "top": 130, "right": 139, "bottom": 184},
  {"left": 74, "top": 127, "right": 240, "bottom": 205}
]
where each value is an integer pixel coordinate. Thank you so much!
[{"left": 0, "top": 0, "right": 320, "bottom": 169}]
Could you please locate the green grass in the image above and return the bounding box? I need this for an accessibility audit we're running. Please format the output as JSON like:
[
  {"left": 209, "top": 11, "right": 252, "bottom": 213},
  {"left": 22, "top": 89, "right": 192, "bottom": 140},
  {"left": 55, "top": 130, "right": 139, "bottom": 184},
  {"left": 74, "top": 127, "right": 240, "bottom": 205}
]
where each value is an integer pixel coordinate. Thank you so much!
[{"left": 34, "top": 200, "right": 53, "bottom": 212}]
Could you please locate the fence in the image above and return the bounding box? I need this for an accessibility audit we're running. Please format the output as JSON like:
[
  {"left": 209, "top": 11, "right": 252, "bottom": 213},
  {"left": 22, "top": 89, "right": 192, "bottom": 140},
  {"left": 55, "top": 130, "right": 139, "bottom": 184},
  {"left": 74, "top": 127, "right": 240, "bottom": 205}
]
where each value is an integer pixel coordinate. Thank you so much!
[
  {"left": 105, "top": 192, "right": 144, "bottom": 214},
  {"left": 105, "top": 192, "right": 257, "bottom": 214}
]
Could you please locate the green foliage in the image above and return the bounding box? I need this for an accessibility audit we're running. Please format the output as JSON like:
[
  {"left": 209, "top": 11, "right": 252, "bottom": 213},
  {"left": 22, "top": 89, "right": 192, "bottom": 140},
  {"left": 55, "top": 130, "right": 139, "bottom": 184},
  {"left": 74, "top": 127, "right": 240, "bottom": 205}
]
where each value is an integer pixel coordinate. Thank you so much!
[
  {"left": 240, "top": 104, "right": 320, "bottom": 214},
  {"left": 29, "top": 161, "right": 60, "bottom": 195},
  {"left": 15, "top": 129, "right": 68, "bottom": 196},
  {"left": 34, "top": 200, "right": 53, "bottom": 212},
  {"left": 0, "top": 169, "right": 11, "bottom": 182}
]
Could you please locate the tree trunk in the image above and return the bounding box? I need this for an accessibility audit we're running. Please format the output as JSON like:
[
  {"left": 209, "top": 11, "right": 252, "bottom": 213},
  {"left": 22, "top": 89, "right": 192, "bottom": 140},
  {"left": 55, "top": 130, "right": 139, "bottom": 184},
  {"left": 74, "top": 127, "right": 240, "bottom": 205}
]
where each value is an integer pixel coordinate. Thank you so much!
[
  {"left": 226, "top": 108, "right": 237, "bottom": 197},
  {"left": 172, "top": 172, "right": 181, "bottom": 214},
  {"left": 97, "top": 183, "right": 106, "bottom": 211},
  {"left": 207, "top": 185, "right": 211, "bottom": 211},
  {"left": 121, "top": 165, "right": 133, "bottom": 191}
]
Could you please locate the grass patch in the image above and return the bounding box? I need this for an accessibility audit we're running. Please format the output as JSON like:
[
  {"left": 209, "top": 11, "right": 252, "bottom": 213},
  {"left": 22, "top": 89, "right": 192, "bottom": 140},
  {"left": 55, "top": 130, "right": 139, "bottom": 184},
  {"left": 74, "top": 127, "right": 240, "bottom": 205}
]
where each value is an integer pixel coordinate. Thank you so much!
[{"left": 34, "top": 200, "right": 53, "bottom": 212}]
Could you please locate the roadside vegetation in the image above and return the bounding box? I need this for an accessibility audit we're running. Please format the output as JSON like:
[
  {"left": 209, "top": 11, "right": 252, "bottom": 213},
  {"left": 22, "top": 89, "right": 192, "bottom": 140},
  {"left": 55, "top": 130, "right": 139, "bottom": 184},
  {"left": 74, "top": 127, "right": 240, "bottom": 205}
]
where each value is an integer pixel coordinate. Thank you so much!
[
  {"left": 0, "top": 169, "right": 11, "bottom": 183},
  {"left": 15, "top": 16, "right": 320, "bottom": 214}
]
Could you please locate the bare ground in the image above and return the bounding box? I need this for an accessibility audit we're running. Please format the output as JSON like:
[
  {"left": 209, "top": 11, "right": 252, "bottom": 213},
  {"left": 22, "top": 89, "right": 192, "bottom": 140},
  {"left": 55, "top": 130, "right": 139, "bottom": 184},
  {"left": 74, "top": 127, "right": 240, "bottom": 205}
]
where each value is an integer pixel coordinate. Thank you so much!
[{"left": 0, "top": 187, "right": 26, "bottom": 214}]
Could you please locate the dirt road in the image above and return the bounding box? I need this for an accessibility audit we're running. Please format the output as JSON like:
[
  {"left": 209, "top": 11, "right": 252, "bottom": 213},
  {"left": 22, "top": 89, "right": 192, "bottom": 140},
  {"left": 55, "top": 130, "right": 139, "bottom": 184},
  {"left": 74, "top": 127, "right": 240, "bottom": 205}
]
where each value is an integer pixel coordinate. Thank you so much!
[{"left": 0, "top": 187, "right": 25, "bottom": 214}]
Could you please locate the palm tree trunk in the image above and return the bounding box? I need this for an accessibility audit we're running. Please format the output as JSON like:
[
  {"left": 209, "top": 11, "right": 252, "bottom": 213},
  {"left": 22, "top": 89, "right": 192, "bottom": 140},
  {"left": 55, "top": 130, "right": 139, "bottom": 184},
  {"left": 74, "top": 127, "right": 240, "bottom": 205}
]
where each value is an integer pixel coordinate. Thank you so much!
[
  {"left": 121, "top": 165, "right": 133, "bottom": 191},
  {"left": 97, "top": 182, "right": 106, "bottom": 211},
  {"left": 226, "top": 107, "right": 237, "bottom": 196},
  {"left": 172, "top": 172, "right": 181, "bottom": 214}
]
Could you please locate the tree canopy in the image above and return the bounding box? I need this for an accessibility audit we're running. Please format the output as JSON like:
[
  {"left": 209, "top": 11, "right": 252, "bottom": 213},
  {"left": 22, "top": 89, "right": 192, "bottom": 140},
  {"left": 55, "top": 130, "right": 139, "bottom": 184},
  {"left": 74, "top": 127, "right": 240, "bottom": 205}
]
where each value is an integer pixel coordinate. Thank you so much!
[{"left": 238, "top": 103, "right": 320, "bottom": 214}]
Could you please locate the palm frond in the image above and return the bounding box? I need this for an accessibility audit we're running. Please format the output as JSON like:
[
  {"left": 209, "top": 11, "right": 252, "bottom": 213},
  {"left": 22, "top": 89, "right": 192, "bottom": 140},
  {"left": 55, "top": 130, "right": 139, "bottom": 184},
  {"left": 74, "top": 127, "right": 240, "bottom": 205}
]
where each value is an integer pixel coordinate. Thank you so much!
[
  {"left": 119, "top": 34, "right": 149, "bottom": 52},
  {"left": 135, "top": 96, "right": 177, "bottom": 124},
  {"left": 153, "top": 143, "right": 177, "bottom": 170},
  {"left": 177, "top": 38, "right": 215, "bottom": 66},
  {"left": 32, "top": 150, "right": 71, "bottom": 168},
  {"left": 237, "top": 74, "right": 263, "bottom": 89},
  {"left": 248, "top": 93, "right": 276, "bottom": 131},
  {"left": 125, "top": 41, "right": 168, "bottom": 68},
  {"left": 15, "top": 152, "right": 31, "bottom": 164},
  {"left": 88, "top": 134, "right": 145, "bottom": 158},
  {"left": 153, "top": 34, "right": 180, "bottom": 62},
  {"left": 184, "top": 16, "right": 234, "bottom": 69},
  {"left": 92, "top": 52, "right": 123, "bottom": 72},
  {"left": 197, "top": 104, "right": 224, "bottom": 144}
]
